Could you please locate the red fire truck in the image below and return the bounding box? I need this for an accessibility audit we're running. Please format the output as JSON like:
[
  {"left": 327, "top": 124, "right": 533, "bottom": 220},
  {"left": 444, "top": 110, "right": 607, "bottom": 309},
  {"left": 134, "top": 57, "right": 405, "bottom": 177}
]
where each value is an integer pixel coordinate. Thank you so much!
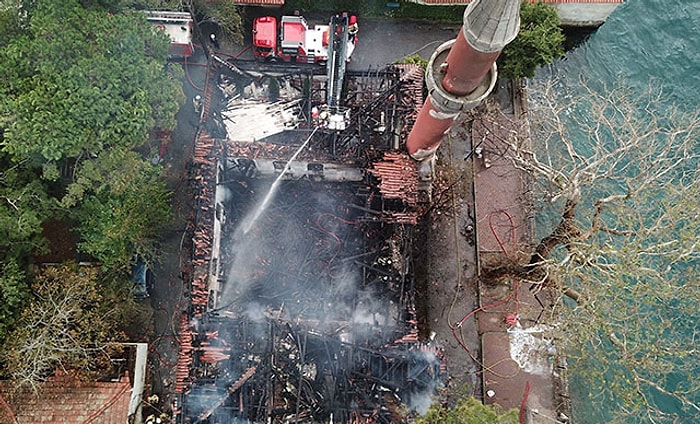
[{"left": 253, "top": 13, "right": 358, "bottom": 65}]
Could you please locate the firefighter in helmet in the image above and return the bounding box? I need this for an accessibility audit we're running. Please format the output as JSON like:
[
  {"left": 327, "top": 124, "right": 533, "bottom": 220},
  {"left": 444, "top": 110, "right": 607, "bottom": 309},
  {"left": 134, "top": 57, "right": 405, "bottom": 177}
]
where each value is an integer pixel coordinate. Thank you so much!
[{"left": 348, "top": 15, "right": 359, "bottom": 40}]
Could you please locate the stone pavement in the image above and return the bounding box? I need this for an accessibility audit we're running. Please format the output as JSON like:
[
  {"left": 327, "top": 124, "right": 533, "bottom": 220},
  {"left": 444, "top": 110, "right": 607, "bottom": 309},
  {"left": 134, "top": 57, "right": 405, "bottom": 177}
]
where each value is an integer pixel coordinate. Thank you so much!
[
  {"left": 470, "top": 85, "right": 565, "bottom": 423},
  {"left": 425, "top": 81, "right": 565, "bottom": 423}
]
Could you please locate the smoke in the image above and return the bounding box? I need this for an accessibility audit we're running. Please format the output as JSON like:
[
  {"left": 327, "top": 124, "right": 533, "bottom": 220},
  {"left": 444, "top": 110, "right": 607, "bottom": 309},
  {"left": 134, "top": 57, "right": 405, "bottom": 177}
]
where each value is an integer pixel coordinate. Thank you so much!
[
  {"left": 220, "top": 228, "right": 270, "bottom": 304},
  {"left": 243, "top": 301, "right": 267, "bottom": 322},
  {"left": 407, "top": 347, "right": 445, "bottom": 415},
  {"left": 220, "top": 180, "right": 401, "bottom": 336},
  {"left": 215, "top": 185, "right": 233, "bottom": 204},
  {"left": 352, "top": 287, "right": 396, "bottom": 328},
  {"left": 410, "top": 390, "right": 435, "bottom": 416}
]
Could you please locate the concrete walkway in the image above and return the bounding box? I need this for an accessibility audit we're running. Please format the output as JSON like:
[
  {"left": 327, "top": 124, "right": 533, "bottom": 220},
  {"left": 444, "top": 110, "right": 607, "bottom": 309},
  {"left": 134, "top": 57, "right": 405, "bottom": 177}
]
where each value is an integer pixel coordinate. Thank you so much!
[
  {"left": 471, "top": 85, "right": 563, "bottom": 422},
  {"left": 425, "top": 81, "right": 565, "bottom": 422}
]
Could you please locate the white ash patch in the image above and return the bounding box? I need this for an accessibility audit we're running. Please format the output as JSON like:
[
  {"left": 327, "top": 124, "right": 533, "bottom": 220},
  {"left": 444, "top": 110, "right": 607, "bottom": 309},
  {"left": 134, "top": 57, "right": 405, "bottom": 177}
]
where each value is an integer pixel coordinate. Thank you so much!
[{"left": 507, "top": 323, "right": 556, "bottom": 376}]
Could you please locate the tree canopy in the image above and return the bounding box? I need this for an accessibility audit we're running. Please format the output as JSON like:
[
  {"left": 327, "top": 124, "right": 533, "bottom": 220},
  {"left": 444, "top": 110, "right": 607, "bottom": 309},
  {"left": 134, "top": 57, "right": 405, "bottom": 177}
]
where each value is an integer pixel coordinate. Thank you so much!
[
  {"left": 0, "top": 0, "right": 182, "bottom": 384},
  {"left": 0, "top": 259, "right": 29, "bottom": 342},
  {"left": 1, "top": 263, "right": 124, "bottom": 391},
  {"left": 0, "top": 0, "right": 181, "bottom": 270},
  {"left": 414, "top": 396, "right": 518, "bottom": 424},
  {"left": 498, "top": 2, "right": 564, "bottom": 80},
  {"left": 492, "top": 78, "right": 700, "bottom": 422},
  {"left": 69, "top": 149, "right": 172, "bottom": 269},
  {"left": 0, "top": 158, "right": 52, "bottom": 259},
  {"left": 0, "top": 0, "right": 182, "bottom": 163}
]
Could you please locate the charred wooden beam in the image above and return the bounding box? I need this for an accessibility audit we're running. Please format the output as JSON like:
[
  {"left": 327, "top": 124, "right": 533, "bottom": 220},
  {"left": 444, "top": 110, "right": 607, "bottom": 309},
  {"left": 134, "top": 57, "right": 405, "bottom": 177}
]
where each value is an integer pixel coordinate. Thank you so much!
[{"left": 196, "top": 365, "right": 258, "bottom": 423}]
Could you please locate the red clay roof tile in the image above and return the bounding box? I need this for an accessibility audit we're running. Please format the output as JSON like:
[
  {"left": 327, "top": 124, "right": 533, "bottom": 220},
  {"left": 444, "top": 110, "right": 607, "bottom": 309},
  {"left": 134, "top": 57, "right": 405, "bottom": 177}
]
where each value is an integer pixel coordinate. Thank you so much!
[{"left": 0, "top": 374, "right": 132, "bottom": 424}]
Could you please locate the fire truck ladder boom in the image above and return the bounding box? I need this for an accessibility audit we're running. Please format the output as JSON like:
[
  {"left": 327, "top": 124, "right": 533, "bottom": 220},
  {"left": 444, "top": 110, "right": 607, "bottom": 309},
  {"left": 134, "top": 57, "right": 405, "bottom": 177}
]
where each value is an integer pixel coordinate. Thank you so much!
[{"left": 326, "top": 15, "right": 349, "bottom": 109}]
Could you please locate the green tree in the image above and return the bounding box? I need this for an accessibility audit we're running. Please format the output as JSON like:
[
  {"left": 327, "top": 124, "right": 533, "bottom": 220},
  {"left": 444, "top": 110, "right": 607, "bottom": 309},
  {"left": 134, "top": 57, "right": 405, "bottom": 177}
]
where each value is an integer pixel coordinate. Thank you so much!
[
  {"left": 0, "top": 158, "right": 51, "bottom": 259},
  {"left": 414, "top": 396, "right": 518, "bottom": 424},
  {"left": 0, "top": 0, "right": 30, "bottom": 46},
  {"left": 0, "top": 0, "right": 180, "bottom": 268},
  {"left": 0, "top": 259, "right": 29, "bottom": 342},
  {"left": 68, "top": 150, "right": 172, "bottom": 270},
  {"left": 0, "top": 0, "right": 180, "bottom": 355},
  {"left": 0, "top": 262, "right": 124, "bottom": 392},
  {"left": 0, "top": 0, "right": 183, "bottom": 164},
  {"left": 396, "top": 53, "right": 429, "bottom": 69},
  {"left": 498, "top": 2, "right": 564, "bottom": 80}
]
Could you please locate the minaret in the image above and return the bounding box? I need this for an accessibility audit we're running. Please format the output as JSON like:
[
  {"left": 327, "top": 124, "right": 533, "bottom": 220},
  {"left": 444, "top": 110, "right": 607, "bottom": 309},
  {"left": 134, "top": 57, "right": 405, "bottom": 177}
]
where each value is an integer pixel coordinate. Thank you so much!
[{"left": 406, "top": 0, "right": 520, "bottom": 161}]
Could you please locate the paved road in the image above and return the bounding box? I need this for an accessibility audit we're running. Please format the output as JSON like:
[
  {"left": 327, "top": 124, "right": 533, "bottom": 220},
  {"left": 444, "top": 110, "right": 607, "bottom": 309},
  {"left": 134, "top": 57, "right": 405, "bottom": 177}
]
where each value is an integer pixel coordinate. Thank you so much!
[
  {"left": 233, "top": 9, "right": 462, "bottom": 71},
  {"left": 348, "top": 18, "right": 460, "bottom": 70}
]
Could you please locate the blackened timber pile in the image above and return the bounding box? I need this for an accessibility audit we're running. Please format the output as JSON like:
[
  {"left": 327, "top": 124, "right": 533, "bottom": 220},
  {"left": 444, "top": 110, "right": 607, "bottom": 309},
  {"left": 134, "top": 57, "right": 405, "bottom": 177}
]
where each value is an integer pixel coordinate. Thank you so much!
[
  {"left": 196, "top": 365, "right": 257, "bottom": 422},
  {"left": 178, "top": 316, "right": 446, "bottom": 423},
  {"left": 175, "top": 178, "right": 446, "bottom": 423},
  {"left": 177, "top": 316, "right": 267, "bottom": 421}
]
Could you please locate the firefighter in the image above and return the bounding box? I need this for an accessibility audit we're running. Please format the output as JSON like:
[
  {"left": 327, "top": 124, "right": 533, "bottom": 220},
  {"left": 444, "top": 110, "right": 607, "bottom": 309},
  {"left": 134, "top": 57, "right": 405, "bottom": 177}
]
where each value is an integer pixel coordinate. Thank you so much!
[
  {"left": 209, "top": 33, "right": 220, "bottom": 50},
  {"left": 348, "top": 15, "right": 359, "bottom": 40},
  {"left": 193, "top": 95, "right": 202, "bottom": 113}
]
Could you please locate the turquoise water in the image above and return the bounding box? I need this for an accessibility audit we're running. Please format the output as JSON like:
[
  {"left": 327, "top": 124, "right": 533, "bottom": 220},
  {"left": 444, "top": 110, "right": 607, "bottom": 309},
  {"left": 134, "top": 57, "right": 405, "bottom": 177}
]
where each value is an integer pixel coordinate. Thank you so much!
[
  {"left": 539, "top": 1, "right": 700, "bottom": 422},
  {"left": 558, "top": 0, "right": 700, "bottom": 110}
]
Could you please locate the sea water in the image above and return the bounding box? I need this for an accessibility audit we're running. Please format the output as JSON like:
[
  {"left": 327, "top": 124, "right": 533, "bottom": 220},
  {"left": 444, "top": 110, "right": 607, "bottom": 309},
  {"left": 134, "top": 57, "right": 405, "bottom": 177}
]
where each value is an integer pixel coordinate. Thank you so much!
[
  {"left": 557, "top": 0, "right": 700, "bottom": 110},
  {"left": 540, "top": 1, "right": 700, "bottom": 422}
]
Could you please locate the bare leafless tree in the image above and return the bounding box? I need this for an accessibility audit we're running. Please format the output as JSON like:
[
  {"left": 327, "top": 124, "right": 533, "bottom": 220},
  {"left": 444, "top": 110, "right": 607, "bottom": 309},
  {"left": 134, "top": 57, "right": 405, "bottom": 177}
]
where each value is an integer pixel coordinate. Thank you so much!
[
  {"left": 1, "top": 263, "right": 123, "bottom": 393},
  {"left": 486, "top": 78, "right": 700, "bottom": 422}
]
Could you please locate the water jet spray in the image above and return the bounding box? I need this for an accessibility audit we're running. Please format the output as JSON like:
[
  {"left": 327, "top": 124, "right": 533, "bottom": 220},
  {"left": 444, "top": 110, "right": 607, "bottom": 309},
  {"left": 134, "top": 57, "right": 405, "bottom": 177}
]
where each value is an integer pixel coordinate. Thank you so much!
[{"left": 239, "top": 127, "right": 319, "bottom": 236}]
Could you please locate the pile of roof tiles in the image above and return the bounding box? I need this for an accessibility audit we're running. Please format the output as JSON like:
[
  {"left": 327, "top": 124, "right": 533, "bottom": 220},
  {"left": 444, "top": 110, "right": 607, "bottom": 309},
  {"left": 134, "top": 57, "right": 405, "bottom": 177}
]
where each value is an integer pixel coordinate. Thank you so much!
[{"left": 369, "top": 152, "right": 419, "bottom": 224}]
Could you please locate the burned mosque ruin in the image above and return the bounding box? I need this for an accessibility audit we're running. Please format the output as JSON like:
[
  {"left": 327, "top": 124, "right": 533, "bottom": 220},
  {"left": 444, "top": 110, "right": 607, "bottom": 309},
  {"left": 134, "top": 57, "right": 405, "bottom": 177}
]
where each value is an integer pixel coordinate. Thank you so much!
[
  {"left": 173, "top": 34, "right": 445, "bottom": 424},
  {"left": 171, "top": 0, "right": 521, "bottom": 420}
]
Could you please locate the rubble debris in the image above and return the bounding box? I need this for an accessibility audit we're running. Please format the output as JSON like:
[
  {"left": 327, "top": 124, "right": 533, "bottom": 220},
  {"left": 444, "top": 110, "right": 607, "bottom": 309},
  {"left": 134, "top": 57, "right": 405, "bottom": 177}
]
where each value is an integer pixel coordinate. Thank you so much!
[{"left": 369, "top": 152, "right": 419, "bottom": 207}]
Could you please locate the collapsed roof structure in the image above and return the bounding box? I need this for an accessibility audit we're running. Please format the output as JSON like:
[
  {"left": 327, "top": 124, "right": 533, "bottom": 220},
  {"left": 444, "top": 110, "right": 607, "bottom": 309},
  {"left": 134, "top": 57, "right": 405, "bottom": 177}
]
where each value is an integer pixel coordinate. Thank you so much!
[{"left": 173, "top": 56, "right": 447, "bottom": 423}]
